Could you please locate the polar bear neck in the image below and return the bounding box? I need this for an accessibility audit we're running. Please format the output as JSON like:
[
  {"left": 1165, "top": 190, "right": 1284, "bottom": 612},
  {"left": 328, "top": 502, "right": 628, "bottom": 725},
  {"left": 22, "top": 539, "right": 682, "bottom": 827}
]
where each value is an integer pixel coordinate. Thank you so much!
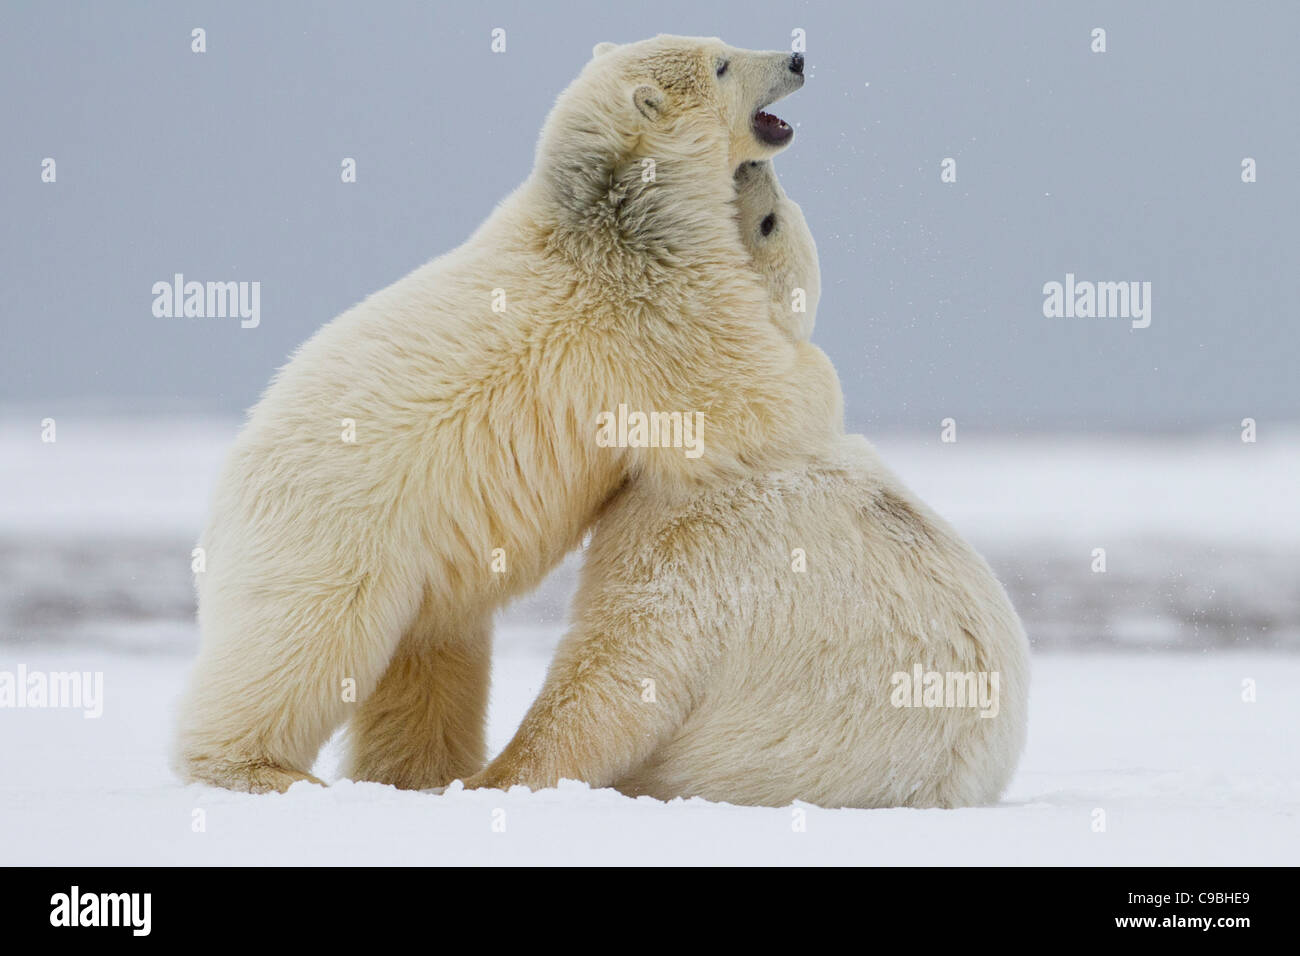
[{"left": 533, "top": 107, "right": 746, "bottom": 282}]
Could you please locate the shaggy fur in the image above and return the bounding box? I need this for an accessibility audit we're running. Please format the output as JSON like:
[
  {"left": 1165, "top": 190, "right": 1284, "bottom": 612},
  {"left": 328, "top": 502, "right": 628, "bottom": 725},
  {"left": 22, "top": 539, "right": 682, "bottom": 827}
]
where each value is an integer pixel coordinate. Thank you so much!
[
  {"left": 172, "top": 36, "right": 841, "bottom": 793},
  {"left": 464, "top": 163, "right": 1030, "bottom": 808}
]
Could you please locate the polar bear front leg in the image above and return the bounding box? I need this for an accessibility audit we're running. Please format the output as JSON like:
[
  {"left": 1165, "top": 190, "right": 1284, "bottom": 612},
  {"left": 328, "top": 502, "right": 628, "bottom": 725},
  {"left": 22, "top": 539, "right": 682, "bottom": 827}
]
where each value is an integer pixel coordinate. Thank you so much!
[
  {"left": 463, "top": 617, "right": 707, "bottom": 793},
  {"left": 343, "top": 612, "right": 491, "bottom": 790}
]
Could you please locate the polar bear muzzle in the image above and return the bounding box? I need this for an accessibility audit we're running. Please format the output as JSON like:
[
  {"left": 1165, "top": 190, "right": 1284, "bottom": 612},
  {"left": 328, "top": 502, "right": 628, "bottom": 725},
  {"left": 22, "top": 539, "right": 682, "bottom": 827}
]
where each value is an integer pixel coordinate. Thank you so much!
[{"left": 751, "top": 53, "right": 804, "bottom": 147}]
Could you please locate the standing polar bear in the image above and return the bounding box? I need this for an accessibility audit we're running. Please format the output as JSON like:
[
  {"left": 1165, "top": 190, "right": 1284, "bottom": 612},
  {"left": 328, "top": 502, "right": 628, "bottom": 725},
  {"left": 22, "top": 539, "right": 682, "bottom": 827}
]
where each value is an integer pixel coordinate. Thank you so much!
[
  {"left": 464, "top": 162, "right": 1030, "bottom": 808},
  {"left": 174, "top": 36, "right": 843, "bottom": 793}
]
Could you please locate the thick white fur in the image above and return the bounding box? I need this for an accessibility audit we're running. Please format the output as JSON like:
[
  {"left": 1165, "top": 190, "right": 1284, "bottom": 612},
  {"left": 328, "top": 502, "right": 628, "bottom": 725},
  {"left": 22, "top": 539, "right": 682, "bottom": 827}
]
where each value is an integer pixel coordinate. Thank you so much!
[
  {"left": 465, "top": 163, "right": 1030, "bottom": 807},
  {"left": 732, "top": 159, "right": 820, "bottom": 342},
  {"left": 172, "top": 36, "right": 843, "bottom": 793}
]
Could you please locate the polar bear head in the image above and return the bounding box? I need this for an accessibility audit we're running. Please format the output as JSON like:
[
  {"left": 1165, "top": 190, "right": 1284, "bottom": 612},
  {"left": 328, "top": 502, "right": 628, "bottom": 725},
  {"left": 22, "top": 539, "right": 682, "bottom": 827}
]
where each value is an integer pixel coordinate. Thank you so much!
[
  {"left": 537, "top": 35, "right": 805, "bottom": 231},
  {"left": 584, "top": 35, "right": 804, "bottom": 162},
  {"left": 734, "top": 160, "right": 820, "bottom": 342}
]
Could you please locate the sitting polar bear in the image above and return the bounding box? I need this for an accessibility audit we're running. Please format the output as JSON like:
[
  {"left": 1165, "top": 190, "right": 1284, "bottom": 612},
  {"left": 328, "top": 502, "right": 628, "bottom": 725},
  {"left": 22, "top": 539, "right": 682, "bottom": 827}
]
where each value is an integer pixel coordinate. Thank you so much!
[
  {"left": 464, "top": 162, "right": 1030, "bottom": 808},
  {"left": 173, "top": 36, "right": 845, "bottom": 794}
]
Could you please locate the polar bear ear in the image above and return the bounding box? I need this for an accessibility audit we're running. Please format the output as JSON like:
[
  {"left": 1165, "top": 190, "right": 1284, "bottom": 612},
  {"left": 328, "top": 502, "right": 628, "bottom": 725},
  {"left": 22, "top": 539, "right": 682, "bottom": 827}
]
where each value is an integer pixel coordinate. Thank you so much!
[
  {"left": 592, "top": 41, "right": 618, "bottom": 58},
  {"left": 632, "top": 84, "right": 666, "bottom": 122}
]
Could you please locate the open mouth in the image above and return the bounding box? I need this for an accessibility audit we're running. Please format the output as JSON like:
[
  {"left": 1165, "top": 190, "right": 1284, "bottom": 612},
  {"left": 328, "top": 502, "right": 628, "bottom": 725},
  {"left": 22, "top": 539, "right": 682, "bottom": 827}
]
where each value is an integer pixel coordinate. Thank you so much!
[{"left": 752, "top": 108, "right": 793, "bottom": 146}]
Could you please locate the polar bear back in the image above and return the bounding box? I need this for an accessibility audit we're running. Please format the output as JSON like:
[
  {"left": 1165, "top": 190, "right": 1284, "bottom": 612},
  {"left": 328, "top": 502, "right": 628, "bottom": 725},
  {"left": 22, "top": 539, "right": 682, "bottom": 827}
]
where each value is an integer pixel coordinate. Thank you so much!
[{"left": 579, "top": 433, "right": 1030, "bottom": 809}]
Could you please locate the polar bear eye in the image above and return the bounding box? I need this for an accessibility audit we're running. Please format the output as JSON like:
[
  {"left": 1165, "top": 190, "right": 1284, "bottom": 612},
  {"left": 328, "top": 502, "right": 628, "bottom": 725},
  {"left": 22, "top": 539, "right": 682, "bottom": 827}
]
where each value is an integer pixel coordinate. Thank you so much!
[
  {"left": 716, "top": 59, "right": 729, "bottom": 77},
  {"left": 760, "top": 213, "right": 777, "bottom": 237}
]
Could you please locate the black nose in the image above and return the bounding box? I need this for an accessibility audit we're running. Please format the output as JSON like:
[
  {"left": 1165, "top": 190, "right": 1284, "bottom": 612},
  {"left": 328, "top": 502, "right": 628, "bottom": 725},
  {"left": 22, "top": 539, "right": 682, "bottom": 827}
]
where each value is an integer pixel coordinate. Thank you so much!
[{"left": 789, "top": 52, "right": 804, "bottom": 75}]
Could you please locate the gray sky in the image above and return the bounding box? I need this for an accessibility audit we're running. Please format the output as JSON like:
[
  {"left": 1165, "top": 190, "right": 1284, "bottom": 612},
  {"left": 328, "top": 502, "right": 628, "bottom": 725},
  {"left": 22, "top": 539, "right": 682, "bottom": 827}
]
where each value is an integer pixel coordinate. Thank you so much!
[{"left": 2, "top": 0, "right": 1296, "bottom": 431}]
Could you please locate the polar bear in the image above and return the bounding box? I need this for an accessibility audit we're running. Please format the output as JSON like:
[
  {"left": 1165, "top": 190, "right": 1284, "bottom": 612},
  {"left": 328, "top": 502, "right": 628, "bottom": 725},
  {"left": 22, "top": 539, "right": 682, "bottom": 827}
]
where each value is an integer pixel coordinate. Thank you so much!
[
  {"left": 731, "top": 159, "right": 820, "bottom": 343},
  {"left": 173, "top": 36, "right": 844, "bottom": 793},
  {"left": 463, "top": 162, "right": 1030, "bottom": 808}
]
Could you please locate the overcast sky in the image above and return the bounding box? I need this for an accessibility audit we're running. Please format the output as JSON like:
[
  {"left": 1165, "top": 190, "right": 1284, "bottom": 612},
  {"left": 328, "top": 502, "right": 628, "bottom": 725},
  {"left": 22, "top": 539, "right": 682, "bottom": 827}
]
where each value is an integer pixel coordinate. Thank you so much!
[{"left": 2, "top": 0, "right": 1296, "bottom": 431}]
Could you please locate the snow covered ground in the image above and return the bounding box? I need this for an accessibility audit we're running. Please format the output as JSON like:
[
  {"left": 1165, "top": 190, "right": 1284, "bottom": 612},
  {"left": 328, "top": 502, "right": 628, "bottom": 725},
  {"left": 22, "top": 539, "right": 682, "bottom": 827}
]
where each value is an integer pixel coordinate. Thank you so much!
[
  {"left": 1, "top": 643, "right": 1296, "bottom": 865},
  {"left": 0, "top": 415, "right": 1297, "bottom": 864}
]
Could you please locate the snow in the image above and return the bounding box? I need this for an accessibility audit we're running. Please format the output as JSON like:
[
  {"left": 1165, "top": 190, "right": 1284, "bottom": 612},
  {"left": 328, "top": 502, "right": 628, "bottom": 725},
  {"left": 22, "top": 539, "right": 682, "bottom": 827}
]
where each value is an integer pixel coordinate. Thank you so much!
[
  {"left": 871, "top": 430, "right": 1300, "bottom": 550},
  {"left": 0, "top": 417, "right": 233, "bottom": 539},
  {"left": 5, "top": 417, "right": 1298, "bottom": 546},
  {"left": 0, "top": 640, "right": 1295, "bottom": 865}
]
